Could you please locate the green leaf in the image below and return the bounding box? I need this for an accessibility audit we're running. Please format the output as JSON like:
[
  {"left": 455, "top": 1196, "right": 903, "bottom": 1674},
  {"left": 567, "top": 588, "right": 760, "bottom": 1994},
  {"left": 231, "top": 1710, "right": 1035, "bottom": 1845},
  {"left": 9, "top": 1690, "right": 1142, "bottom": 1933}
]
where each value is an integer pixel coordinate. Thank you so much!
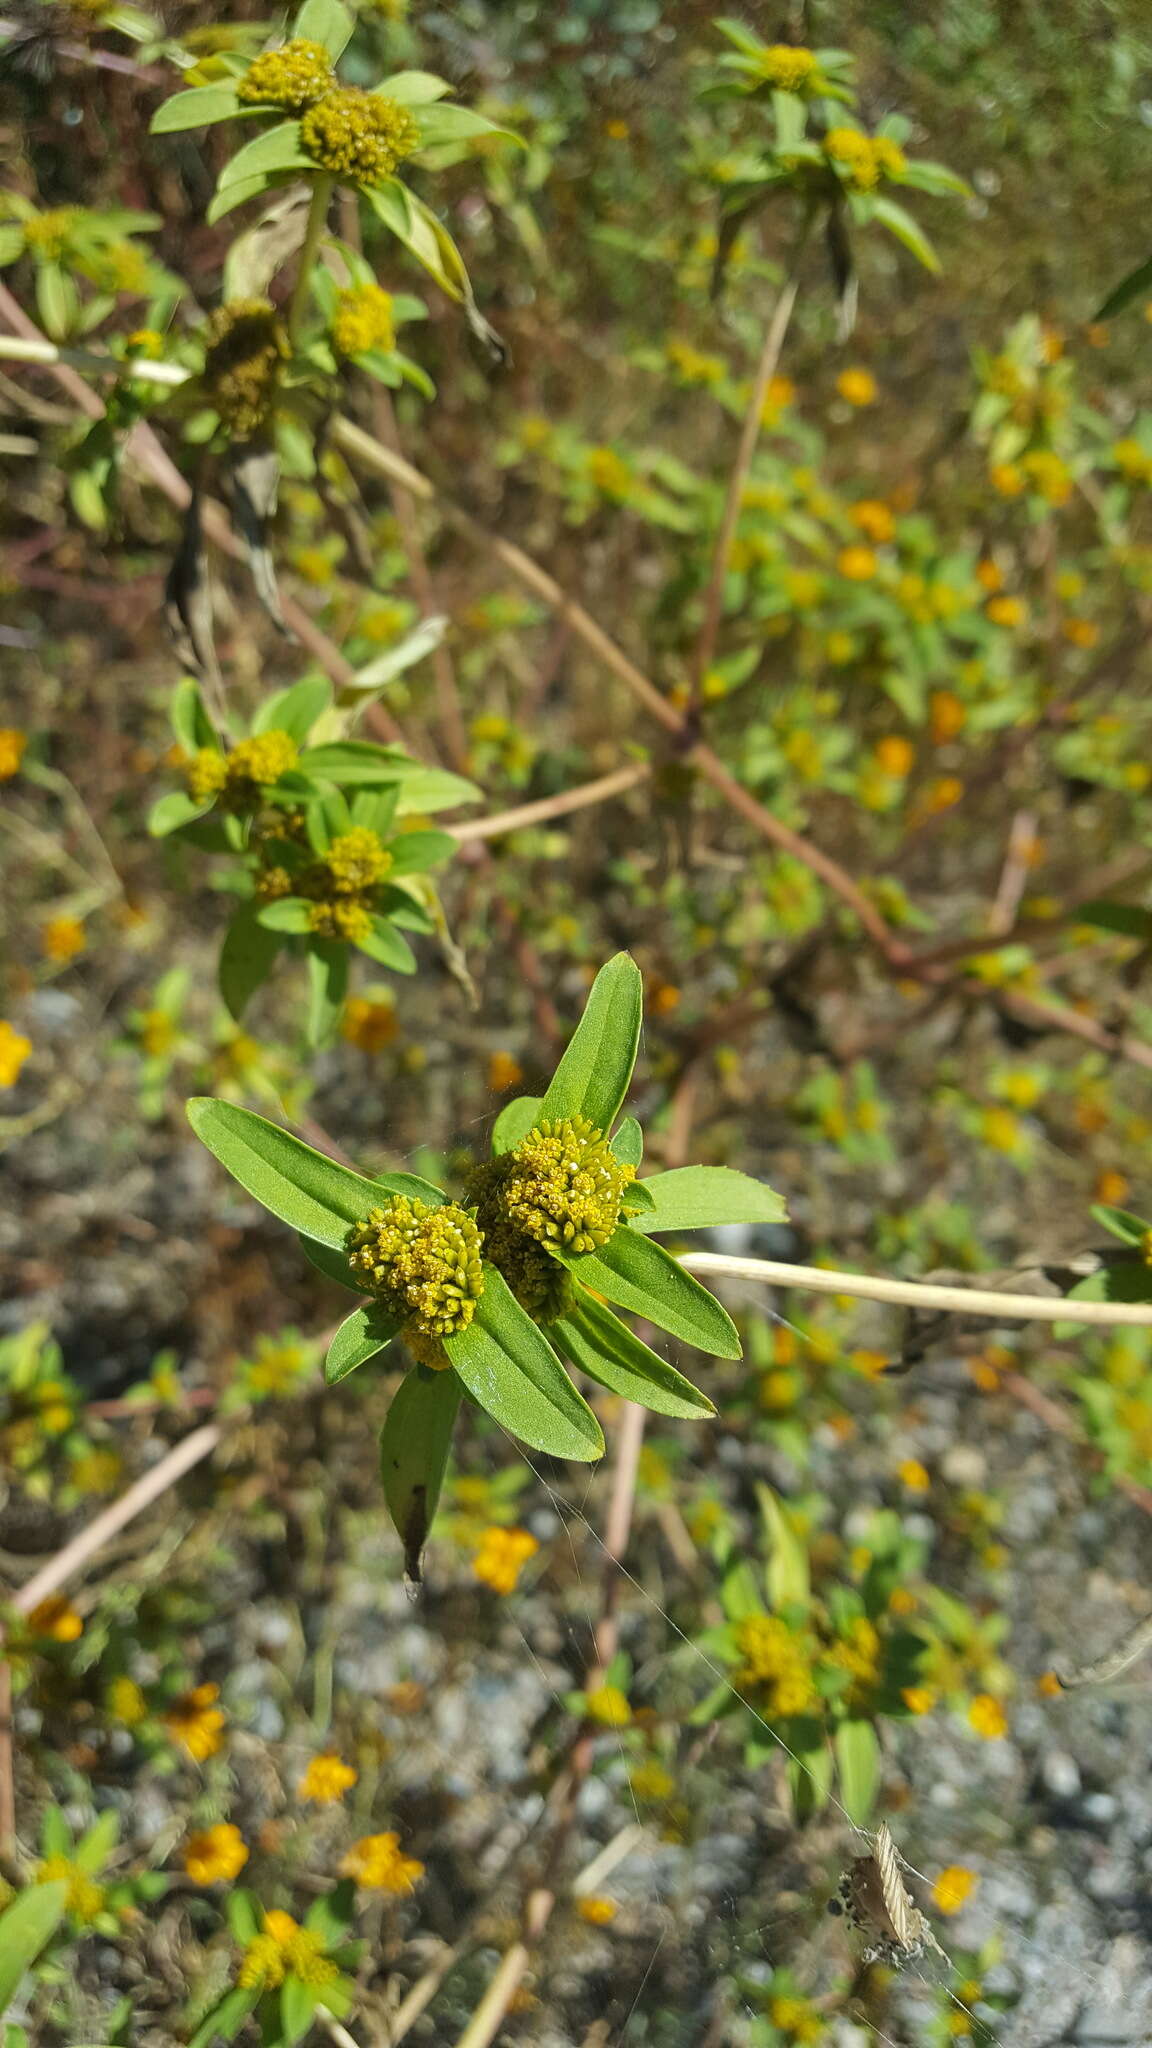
[
  {"left": 207, "top": 173, "right": 286, "bottom": 226},
  {"left": 293, "top": 0, "right": 354, "bottom": 57},
  {"left": 280, "top": 1976, "right": 321, "bottom": 2046},
  {"left": 492, "top": 1096, "right": 543, "bottom": 1154},
  {"left": 445, "top": 1267, "right": 603, "bottom": 1461},
  {"left": 214, "top": 122, "right": 310, "bottom": 193},
  {"left": 149, "top": 85, "right": 241, "bottom": 133},
  {"left": 300, "top": 1236, "right": 372, "bottom": 1292},
  {"left": 170, "top": 676, "right": 218, "bottom": 752},
  {"left": 414, "top": 104, "right": 521, "bottom": 150},
  {"left": 148, "top": 790, "right": 213, "bottom": 837},
  {"left": 35, "top": 262, "right": 78, "bottom": 341},
  {"left": 186, "top": 1987, "right": 261, "bottom": 2048},
  {"left": 357, "top": 917, "right": 417, "bottom": 972},
  {"left": 869, "top": 195, "right": 941, "bottom": 272},
  {"left": 75, "top": 1808, "right": 119, "bottom": 1872},
  {"left": 252, "top": 676, "right": 331, "bottom": 741},
  {"left": 0, "top": 1884, "right": 68, "bottom": 2015},
  {"left": 299, "top": 741, "right": 412, "bottom": 786},
  {"left": 554, "top": 1297, "right": 714, "bottom": 1420},
  {"left": 1063, "top": 1259, "right": 1152, "bottom": 1315},
  {"left": 325, "top": 1302, "right": 400, "bottom": 1383},
  {"left": 186, "top": 1099, "right": 397, "bottom": 1247},
  {"left": 380, "top": 70, "right": 454, "bottom": 105},
  {"left": 387, "top": 829, "right": 457, "bottom": 875},
  {"left": 1096, "top": 252, "right": 1152, "bottom": 321},
  {"left": 834, "top": 1719, "right": 880, "bottom": 1826},
  {"left": 1090, "top": 1205, "right": 1152, "bottom": 1248},
  {"left": 307, "top": 939, "right": 348, "bottom": 1045},
  {"left": 218, "top": 905, "right": 281, "bottom": 1021},
  {"left": 758, "top": 1484, "right": 810, "bottom": 1608},
  {"left": 629, "top": 1165, "right": 788, "bottom": 1236},
  {"left": 394, "top": 764, "right": 482, "bottom": 814},
  {"left": 1075, "top": 899, "right": 1152, "bottom": 941},
  {"left": 256, "top": 897, "right": 314, "bottom": 933},
  {"left": 566, "top": 1229, "right": 741, "bottom": 1358},
  {"left": 380, "top": 1364, "right": 462, "bottom": 1577},
  {"left": 539, "top": 952, "right": 643, "bottom": 1133},
  {"left": 612, "top": 1116, "right": 643, "bottom": 1167}
]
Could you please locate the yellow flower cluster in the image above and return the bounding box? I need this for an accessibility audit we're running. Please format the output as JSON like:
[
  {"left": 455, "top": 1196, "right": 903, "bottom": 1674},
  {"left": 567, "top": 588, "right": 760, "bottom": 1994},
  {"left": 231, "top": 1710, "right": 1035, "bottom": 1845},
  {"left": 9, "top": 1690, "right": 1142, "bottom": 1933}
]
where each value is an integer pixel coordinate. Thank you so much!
[
  {"left": 585, "top": 446, "right": 632, "bottom": 497},
  {"left": 968, "top": 1692, "right": 1008, "bottom": 1738},
  {"left": 340, "top": 1830, "right": 424, "bottom": 1892},
  {"left": 37, "top": 1856, "right": 105, "bottom": 1923},
  {"left": 297, "top": 1752, "right": 358, "bottom": 1802},
  {"left": 932, "top": 1864, "right": 978, "bottom": 1914},
  {"left": 28, "top": 1594, "right": 83, "bottom": 1641},
  {"left": 665, "top": 339, "right": 726, "bottom": 385},
  {"left": 472, "top": 1524, "right": 539, "bottom": 1594},
  {"left": 734, "top": 1614, "right": 816, "bottom": 1717},
  {"left": 237, "top": 38, "right": 335, "bottom": 111},
  {"left": 23, "top": 209, "right": 80, "bottom": 259},
  {"left": 755, "top": 44, "right": 819, "bottom": 92},
  {"left": 0, "top": 727, "right": 26, "bottom": 778},
  {"left": 1020, "top": 448, "right": 1072, "bottom": 504},
  {"left": 0, "top": 1020, "right": 31, "bottom": 1088},
  {"left": 824, "top": 127, "right": 906, "bottom": 190},
  {"left": 629, "top": 1758, "right": 675, "bottom": 1801},
  {"left": 184, "top": 1822, "right": 249, "bottom": 1884},
  {"left": 828, "top": 1615, "right": 882, "bottom": 1706},
  {"left": 837, "top": 544, "right": 877, "bottom": 581},
  {"left": 496, "top": 1116, "right": 634, "bottom": 1255},
  {"left": 347, "top": 1195, "right": 485, "bottom": 1342},
  {"left": 577, "top": 1895, "right": 617, "bottom": 1924},
  {"left": 186, "top": 730, "right": 299, "bottom": 805},
  {"left": 836, "top": 366, "right": 877, "bottom": 406},
  {"left": 308, "top": 899, "right": 372, "bottom": 940},
  {"left": 300, "top": 89, "right": 421, "bottom": 183},
  {"left": 768, "top": 1995, "right": 824, "bottom": 2045},
  {"left": 202, "top": 299, "right": 290, "bottom": 440},
  {"left": 849, "top": 498, "right": 894, "bottom": 543},
  {"left": 332, "top": 282, "right": 396, "bottom": 356},
  {"left": 42, "top": 916, "right": 86, "bottom": 963},
  {"left": 585, "top": 1683, "right": 632, "bottom": 1727},
  {"left": 323, "top": 826, "right": 393, "bottom": 893},
  {"left": 239, "top": 1910, "right": 338, "bottom": 1989}
]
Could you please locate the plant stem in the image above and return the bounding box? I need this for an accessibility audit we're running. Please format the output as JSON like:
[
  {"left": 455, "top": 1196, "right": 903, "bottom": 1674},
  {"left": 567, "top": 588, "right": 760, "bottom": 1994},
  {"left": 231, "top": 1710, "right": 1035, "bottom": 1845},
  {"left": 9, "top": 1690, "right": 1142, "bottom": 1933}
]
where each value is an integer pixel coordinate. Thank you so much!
[
  {"left": 688, "top": 221, "right": 810, "bottom": 711},
  {"left": 678, "top": 1251, "right": 1152, "bottom": 1327},
  {"left": 289, "top": 175, "right": 333, "bottom": 348},
  {"left": 448, "top": 761, "right": 650, "bottom": 842}
]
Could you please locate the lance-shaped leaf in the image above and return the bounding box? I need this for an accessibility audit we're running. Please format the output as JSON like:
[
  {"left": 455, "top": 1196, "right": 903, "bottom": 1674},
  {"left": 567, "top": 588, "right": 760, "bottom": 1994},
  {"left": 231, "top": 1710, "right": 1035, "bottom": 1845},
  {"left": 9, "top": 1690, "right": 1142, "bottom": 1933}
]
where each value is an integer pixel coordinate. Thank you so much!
[
  {"left": 561, "top": 1228, "right": 741, "bottom": 1358},
  {"left": 307, "top": 939, "right": 348, "bottom": 1045},
  {"left": 256, "top": 897, "right": 314, "bottom": 933},
  {"left": 325, "top": 1302, "right": 400, "bottom": 1383},
  {"left": 293, "top": 0, "right": 354, "bottom": 57},
  {"left": 358, "top": 918, "right": 417, "bottom": 972},
  {"left": 214, "top": 122, "right": 311, "bottom": 194},
  {"left": 298, "top": 741, "right": 413, "bottom": 786},
  {"left": 394, "top": 764, "right": 482, "bottom": 813},
  {"left": 553, "top": 1296, "right": 714, "bottom": 1420},
  {"left": 445, "top": 1267, "right": 603, "bottom": 1461},
  {"left": 379, "top": 1364, "right": 462, "bottom": 1579},
  {"left": 185, "top": 1099, "right": 441, "bottom": 1246},
  {"left": 834, "top": 1719, "right": 880, "bottom": 1826},
  {"left": 149, "top": 790, "right": 214, "bottom": 837},
  {"left": 380, "top": 71, "right": 454, "bottom": 105},
  {"left": 492, "top": 1095, "right": 544, "bottom": 1155},
  {"left": 539, "top": 952, "right": 642, "bottom": 1134},
  {"left": 628, "top": 1165, "right": 787, "bottom": 1235},
  {"left": 150, "top": 84, "right": 241, "bottom": 133},
  {"left": 301, "top": 1236, "right": 371, "bottom": 1292},
  {"left": 387, "top": 829, "right": 457, "bottom": 875},
  {"left": 1091, "top": 1205, "right": 1152, "bottom": 1248},
  {"left": 170, "top": 675, "right": 218, "bottom": 753},
  {"left": 219, "top": 905, "right": 281, "bottom": 1020},
  {"left": 612, "top": 1116, "right": 643, "bottom": 1167},
  {"left": 0, "top": 1882, "right": 68, "bottom": 2014}
]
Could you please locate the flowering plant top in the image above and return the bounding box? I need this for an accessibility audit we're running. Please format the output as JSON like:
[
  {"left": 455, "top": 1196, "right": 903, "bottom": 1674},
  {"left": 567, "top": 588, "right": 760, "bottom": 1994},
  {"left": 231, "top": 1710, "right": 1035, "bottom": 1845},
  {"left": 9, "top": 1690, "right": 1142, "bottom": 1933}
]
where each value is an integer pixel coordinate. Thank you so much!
[{"left": 188, "top": 954, "right": 786, "bottom": 1572}]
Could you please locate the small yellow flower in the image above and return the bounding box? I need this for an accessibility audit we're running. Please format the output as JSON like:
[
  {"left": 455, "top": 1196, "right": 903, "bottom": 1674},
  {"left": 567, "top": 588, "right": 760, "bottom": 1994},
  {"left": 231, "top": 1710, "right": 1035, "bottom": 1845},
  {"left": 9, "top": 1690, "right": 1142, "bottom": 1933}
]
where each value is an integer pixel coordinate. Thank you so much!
[
  {"left": 755, "top": 44, "right": 819, "bottom": 93},
  {"left": 836, "top": 367, "right": 878, "bottom": 406},
  {"left": 629, "top": 1759, "right": 675, "bottom": 1801},
  {"left": 332, "top": 283, "right": 396, "bottom": 358},
  {"left": 488, "top": 1050, "right": 525, "bottom": 1093},
  {"left": 986, "top": 594, "right": 1027, "bottom": 628},
  {"left": 237, "top": 37, "right": 335, "bottom": 111},
  {"left": 980, "top": 1105, "right": 1024, "bottom": 1156},
  {"left": 42, "top": 916, "right": 86, "bottom": 963},
  {"left": 1036, "top": 1669, "right": 1063, "bottom": 1698},
  {"left": 916, "top": 774, "right": 964, "bottom": 818},
  {"left": 0, "top": 728, "right": 26, "bottom": 778},
  {"left": 989, "top": 461, "right": 1025, "bottom": 497},
  {"left": 107, "top": 1676, "right": 147, "bottom": 1726},
  {"left": 1094, "top": 1168, "right": 1130, "bottom": 1206},
  {"left": 968, "top": 1692, "right": 1008, "bottom": 1739},
  {"left": 874, "top": 735, "right": 914, "bottom": 779},
  {"left": 585, "top": 1683, "right": 632, "bottom": 1728},
  {"left": 300, "top": 88, "right": 421, "bottom": 183},
  {"left": 297, "top": 1753, "right": 358, "bottom": 1803},
  {"left": 27, "top": 1595, "right": 83, "bottom": 1642},
  {"left": 849, "top": 498, "right": 894, "bottom": 542},
  {"left": 472, "top": 1525, "right": 539, "bottom": 1595},
  {"left": 932, "top": 1864, "right": 979, "bottom": 1914},
  {"left": 768, "top": 1994, "right": 824, "bottom": 2044},
  {"left": 342, "top": 997, "right": 399, "bottom": 1053},
  {"left": 340, "top": 1830, "right": 424, "bottom": 1892},
  {"left": 37, "top": 1856, "right": 105, "bottom": 1923},
  {"left": 69, "top": 1447, "right": 122, "bottom": 1494},
  {"left": 901, "top": 1686, "right": 936, "bottom": 1714},
  {"left": 897, "top": 1458, "right": 930, "bottom": 1493},
  {"left": 1062, "top": 616, "right": 1099, "bottom": 648},
  {"left": 164, "top": 1681, "right": 226, "bottom": 1761},
  {"left": 837, "top": 544, "right": 878, "bottom": 581},
  {"left": 183, "top": 1822, "right": 249, "bottom": 1884},
  {"left": 577, "top": 1895, "right": 618, "bottom": 1924},
  {"left": 0, "top": 1021, "right": 32, "bottom": 1088}
]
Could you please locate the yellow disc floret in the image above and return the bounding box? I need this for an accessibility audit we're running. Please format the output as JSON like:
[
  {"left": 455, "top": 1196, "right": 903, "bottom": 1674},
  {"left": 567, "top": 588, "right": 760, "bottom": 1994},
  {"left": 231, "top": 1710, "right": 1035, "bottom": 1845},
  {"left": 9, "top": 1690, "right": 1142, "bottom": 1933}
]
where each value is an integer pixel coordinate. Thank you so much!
[
  {"left": 185, "top": 747, "right": 228, "bottom": 804},
  {"left": 202, "top": 298, "right": 290, "bottom": 441},
  {"left": 347, "top": 1195, "right": 485, "bottom": 1340},
  {"left": 323, "top": 827, "right": 393, "bottom": 893},
  {"left": 228, "top": 730, "right": 300, "bottom": 786},
  {"left": 734, "top": 1614, "right": 817, "bottom": 1717},
  {"left": 755, "top": 44, "right": 818, "bottom": 92},
  {"left": 237, "top": 38, "right": 335, "bottom": 111},
  {"left": 300, "top": 88, "right": 421, "bottom": 184},
  {"left": 332, "top": 283, "right": 397, "bottom": 357}
]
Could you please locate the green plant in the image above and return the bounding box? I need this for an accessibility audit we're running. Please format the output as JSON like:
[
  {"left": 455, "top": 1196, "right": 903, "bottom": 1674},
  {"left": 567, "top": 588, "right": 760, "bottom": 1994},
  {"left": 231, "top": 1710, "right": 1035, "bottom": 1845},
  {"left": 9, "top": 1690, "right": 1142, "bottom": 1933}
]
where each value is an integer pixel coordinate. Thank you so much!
[{"left": 187, "top": 953, "right": 785, "bottom": 1568}]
